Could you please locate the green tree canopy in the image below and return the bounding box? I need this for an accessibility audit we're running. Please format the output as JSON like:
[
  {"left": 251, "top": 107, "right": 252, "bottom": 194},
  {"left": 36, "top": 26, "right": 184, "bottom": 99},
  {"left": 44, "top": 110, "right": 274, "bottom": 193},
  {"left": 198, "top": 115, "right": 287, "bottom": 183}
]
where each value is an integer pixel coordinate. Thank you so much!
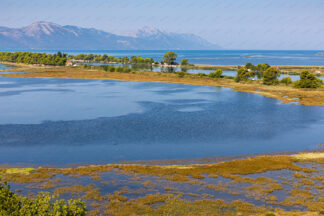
[
  {"left": 262, "top": 67, "right": 280, "bottom": 85},
  {"left": 209, "top": 69, "right": 222, "bottom": 78},
  {"left": 245, "top": 62, "right": 256, "bottom": 71},
  {"left": 294, "top": 71, "right": 322, "bottom": 88},
  {"left": 256, "top": 63, "right": 270, "bottom": 73},
  {"left": 180, "top": 59, "right": 189, "bottom": 66},
  {"left": 0, "top": 52, "right": 67, "bottom": 66},
  {"left": 234, "top": 67, "right": 255, "bottom": 82},
  {"left": 163, "top": 52, "right": 177, "bottom": 65},
  {"left": 280, "top": 77, "right": 292, "bottom": 86}
]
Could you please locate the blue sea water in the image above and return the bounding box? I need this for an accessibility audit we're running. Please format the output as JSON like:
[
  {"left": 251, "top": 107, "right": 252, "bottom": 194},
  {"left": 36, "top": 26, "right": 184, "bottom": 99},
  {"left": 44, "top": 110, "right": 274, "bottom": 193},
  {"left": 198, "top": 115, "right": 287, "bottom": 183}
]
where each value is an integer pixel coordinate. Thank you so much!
[
  {"left": 1, "top": 50, "right": 324, "bottom": 66},
  {"left": 0, "top": 67, "right": 323, "bottom": 166}
]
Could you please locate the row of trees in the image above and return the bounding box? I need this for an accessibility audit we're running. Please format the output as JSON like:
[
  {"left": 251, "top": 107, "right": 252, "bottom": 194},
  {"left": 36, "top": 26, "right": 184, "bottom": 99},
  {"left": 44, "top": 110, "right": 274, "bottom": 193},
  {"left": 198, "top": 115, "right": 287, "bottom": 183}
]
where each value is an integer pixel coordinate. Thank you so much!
[
  {"left": 71, "top": 51, "right": 184, "bottom": 66},
  {"left": 235, "top": 62, "right": 322, "bottom": 88},
  {"left": 0, "top": 52, "right": 67, "bottom": 66},
  {"left": 69, "top": 54, "right": 156, "bottom": 65},
  {"left": 0, "top": 51, "right": 188, "bottom": 67}
]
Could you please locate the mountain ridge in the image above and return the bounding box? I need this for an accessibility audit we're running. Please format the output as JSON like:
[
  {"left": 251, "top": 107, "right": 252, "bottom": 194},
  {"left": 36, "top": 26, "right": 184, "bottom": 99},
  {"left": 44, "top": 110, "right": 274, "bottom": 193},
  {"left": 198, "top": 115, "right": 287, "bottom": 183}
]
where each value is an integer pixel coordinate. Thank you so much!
[{"left": 0, "top": 22, "right": 220, "bottom": 50}]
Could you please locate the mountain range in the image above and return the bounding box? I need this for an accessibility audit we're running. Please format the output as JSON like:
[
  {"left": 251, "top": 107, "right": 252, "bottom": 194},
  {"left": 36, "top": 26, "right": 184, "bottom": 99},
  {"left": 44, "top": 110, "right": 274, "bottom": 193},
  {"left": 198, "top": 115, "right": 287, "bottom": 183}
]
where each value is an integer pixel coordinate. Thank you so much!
[{"left": 0, "top": 22, "right": 220, "bottom": 50}]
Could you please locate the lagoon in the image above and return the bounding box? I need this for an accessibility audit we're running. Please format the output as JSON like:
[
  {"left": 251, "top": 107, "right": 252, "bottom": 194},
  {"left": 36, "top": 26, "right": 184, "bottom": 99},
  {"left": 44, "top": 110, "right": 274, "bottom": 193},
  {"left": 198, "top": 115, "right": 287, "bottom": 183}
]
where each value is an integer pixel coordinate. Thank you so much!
[{"left": 0, "top": 69, "right": 323, "bottom": 166}]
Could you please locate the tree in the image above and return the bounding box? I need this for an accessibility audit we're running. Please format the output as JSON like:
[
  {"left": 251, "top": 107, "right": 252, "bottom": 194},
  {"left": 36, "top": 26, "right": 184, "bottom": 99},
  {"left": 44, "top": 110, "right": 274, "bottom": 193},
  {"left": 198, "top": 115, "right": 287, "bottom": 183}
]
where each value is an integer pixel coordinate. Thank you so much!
[
  {"left": 180, "top": 59, "right": 189, "bottom": 66},
  {"left": 256, "top": 63, "right": 270, "bottom": 72},
  {"left": 262, "top": 67, "right": 280, "bottom": 85},
  {"left": 245, "top": 62, "right": 256, "bottom": 70},
  {"left": 294, "top": 70, "right": 322, "bottom": 88},
  {"left": 280, "top": 77, "right": 292, "bottom": 86},
  {"left": 209, "top": 69, "right": 222, "bottom": 78},
  {"left": 163, "top": 52, "right": 177, "bottom": 66},
  {"left": 234, "top": 67, "right": 255, "bottom": 82},
  {"left": 255, "top": 63, "right": 270, "bottom": 79}
]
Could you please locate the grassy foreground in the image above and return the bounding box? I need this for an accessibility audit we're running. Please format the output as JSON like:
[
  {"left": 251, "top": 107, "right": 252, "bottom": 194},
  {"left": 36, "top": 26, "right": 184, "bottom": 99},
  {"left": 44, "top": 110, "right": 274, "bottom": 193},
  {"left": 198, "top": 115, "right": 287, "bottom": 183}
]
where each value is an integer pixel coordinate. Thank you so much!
[
  {"left": 1, "top": 151, "right": 324, "bottom": 215},
  {"left": 0, "top": 63, "right": 323, "bottom": 106}
]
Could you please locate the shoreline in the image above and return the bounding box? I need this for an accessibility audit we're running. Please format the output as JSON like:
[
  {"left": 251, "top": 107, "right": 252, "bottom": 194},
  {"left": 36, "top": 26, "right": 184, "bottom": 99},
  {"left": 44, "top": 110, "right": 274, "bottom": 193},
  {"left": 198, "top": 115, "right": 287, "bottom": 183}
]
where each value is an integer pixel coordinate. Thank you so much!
[
  {"left": 0, "top": 62, "right": 323, "bottom": 106},
  {"left": 2, "top": 61, "right": 324, "bottom": 75},
  {"left": 0, "top": 61, "right": 324, "bottom": 215}
]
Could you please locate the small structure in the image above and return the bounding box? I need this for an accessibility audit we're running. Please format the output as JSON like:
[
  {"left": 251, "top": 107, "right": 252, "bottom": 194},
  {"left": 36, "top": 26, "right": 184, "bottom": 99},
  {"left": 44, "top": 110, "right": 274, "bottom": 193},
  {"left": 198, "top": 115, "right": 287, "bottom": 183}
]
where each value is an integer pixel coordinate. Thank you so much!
[
  {"left": 315, "top": 70, "right": 321, "bottom": 75},
  {"left": 65, "top": 61, "right": 73, "bottom": 66}
]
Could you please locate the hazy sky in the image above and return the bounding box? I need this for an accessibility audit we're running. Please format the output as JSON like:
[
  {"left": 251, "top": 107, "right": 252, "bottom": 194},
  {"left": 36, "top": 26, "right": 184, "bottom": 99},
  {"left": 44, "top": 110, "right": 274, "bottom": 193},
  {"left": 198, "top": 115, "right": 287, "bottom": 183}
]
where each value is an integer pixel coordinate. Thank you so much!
[{"left": 1, "top": 0, "right": 324, "bottom": 49}]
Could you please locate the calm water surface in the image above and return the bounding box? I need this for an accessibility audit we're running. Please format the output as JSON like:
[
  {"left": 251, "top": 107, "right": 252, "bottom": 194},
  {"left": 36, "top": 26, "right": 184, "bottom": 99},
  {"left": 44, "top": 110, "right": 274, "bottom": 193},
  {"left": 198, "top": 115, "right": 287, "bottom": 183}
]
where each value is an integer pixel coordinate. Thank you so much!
[{"left": 0, "top": 65, "right": 323, "bottom": 166}]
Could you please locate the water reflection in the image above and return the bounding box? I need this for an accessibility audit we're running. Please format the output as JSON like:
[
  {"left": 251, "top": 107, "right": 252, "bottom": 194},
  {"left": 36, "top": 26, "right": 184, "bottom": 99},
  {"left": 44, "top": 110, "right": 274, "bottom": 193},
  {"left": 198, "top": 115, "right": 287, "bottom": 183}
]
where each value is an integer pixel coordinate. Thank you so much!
[{"left": 0, "top": 75, "right": 323, "bottom": 165}]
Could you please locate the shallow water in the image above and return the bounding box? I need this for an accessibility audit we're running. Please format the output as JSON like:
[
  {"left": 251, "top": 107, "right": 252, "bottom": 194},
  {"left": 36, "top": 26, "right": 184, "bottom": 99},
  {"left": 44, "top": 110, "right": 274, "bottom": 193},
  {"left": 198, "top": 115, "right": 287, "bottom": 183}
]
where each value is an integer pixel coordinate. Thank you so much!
[
  {"left": 80, "top": 63, "right": 323, "bottom": 81},
  {"left": 0, "top": 65, "right": 323, "bottom": 165},
  {"left": 0, "top": 64, "right": 14, "bottom": 70}
]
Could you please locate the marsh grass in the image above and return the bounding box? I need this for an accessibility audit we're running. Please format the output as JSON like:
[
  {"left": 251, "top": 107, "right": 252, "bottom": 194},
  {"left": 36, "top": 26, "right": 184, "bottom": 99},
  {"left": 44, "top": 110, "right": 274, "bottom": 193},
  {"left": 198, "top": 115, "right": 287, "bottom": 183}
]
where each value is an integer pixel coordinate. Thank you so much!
[{"left": 1, "top": 152, "right": 324, "bottom": 215}]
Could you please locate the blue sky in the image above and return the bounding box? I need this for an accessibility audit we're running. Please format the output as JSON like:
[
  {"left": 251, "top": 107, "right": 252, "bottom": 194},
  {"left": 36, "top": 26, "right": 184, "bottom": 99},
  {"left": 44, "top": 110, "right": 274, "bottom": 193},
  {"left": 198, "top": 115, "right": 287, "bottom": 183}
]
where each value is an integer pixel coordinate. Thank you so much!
[{"left": 1, "top": 0, "right": 324, "bottom": 49}]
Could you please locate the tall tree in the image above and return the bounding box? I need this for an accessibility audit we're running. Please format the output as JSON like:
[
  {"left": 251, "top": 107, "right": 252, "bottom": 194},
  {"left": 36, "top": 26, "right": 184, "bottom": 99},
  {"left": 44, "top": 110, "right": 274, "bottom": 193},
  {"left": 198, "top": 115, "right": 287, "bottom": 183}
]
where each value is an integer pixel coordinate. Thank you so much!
[
  {"left": 262, "top": 67, "right": 280, "bottom": 85},
  {"left": 294, "top": 71, "right": 322, "bottom": 88},
  {"left": 163, "top": 52, "right": 177, "bottom": 66}
]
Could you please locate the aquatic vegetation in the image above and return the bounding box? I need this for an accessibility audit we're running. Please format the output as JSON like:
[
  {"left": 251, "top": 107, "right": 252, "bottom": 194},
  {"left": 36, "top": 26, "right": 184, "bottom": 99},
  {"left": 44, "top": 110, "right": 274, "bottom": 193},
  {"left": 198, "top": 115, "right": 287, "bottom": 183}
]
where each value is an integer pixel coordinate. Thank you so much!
[{"left": 1, "top": 152, "right": 324, "bottom": 215}]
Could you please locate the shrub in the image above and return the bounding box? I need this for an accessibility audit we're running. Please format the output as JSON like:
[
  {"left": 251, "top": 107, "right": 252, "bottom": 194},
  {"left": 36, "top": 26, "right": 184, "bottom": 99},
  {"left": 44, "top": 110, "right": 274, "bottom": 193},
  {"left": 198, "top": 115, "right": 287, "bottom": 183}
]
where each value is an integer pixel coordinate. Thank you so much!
[
  {"left": 0, "top": 183, "right": 86, "bottom": 215},
  {"left": 176, "top": 71, "right": 186, "bottom": 78},
  {"left": 116, "top": 66, "right": 123, "bottom": 72},
  {"left": 280, "top": 77, "right": 292, "bottom": 85},
  {"left": 262, "top": 67, "right": 280, "bottom": 85},
  {"left": 197, "top": 73, "right": 207, "bottom": 77},
  {"left": 294, "top": 70, "right": 322, "bottom": 88},
  {"left": 123, "top": 67, "right": 131, "bottom": 73},
  {"left": 180, "top": 59, "right": 189, "bottom": 66},
  {"left": 235, "top": 67, "right": 255, "bottom": 82},
  {"left": 109, "top": 67, "right": 115, "bottom": 72},
  {"left": 209, "top": 69, "right": 222, "bottom": 78}
]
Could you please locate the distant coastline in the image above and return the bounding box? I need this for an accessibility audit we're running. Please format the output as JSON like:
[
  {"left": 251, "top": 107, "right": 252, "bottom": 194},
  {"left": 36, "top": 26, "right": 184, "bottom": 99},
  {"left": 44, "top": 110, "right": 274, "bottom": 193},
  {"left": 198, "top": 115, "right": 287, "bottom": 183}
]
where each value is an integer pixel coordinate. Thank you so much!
[{"left": 1, "top": 49, "right": 324, "bottom": 66}]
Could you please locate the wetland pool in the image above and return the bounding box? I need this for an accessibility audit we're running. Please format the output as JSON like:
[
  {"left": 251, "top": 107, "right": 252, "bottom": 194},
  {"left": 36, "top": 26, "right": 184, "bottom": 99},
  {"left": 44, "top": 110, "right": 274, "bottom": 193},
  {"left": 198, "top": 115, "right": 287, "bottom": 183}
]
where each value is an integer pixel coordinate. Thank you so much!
[{"left": 0, "top": 69, "right": 323, "bottom": 166}]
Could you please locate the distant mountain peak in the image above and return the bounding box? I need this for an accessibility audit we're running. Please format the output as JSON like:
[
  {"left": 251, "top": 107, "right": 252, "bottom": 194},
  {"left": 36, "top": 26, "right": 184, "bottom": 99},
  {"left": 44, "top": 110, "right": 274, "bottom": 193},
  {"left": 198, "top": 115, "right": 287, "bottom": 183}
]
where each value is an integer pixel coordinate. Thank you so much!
[
  {"left": 0, "top": 21, "right": 221, "bottom": 50},
  {"left": 135, "top": 26, "right": 163, "bottom": 37},
  {"left": 22, "top": 21, "right": 64, "bottom": 37}
]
